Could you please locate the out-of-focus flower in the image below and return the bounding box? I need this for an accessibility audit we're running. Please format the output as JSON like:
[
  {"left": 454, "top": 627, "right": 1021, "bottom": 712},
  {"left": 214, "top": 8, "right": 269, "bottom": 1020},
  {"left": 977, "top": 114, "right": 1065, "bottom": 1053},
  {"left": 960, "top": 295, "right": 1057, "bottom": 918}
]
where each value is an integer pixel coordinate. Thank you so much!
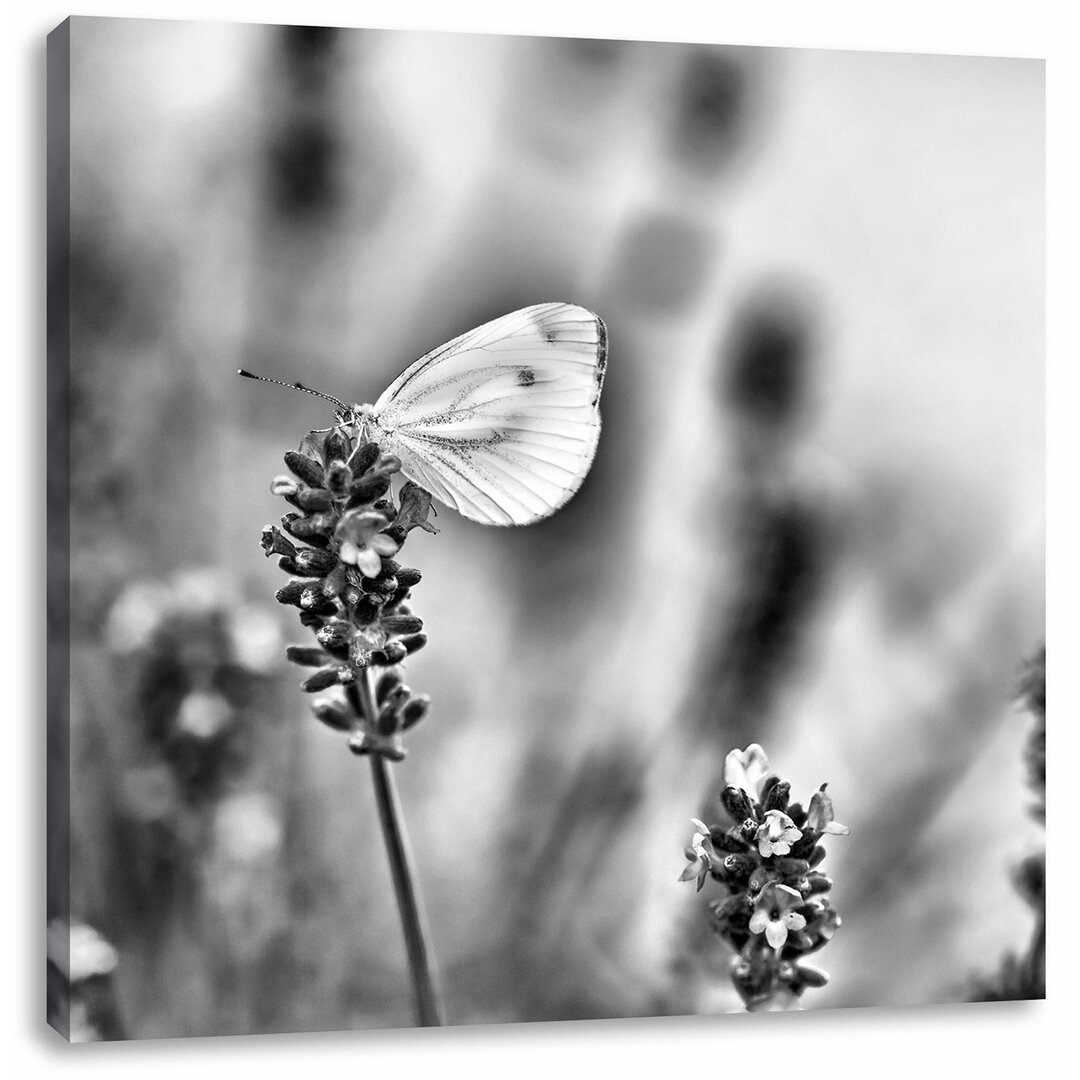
[
  {"left": 213, "top": 791, "right": 283, "bottom": 865},
  {"left": 105, "top": 568, "right": 283, "bottom": 804},
  {"left": 227, "top": 604, "right": 285, "bottom": 674},
  {"left": 204, "top": 792, "right": 286, "bottom": 964},
  {"left": 67, "top": 922, "right": 119, "bottom": 983},
  {"left": 175, "top": 691, "right": 232, "bottom": 740},
  {"left": 47, "top": 918, "right": 125, "bottom": 1042},
  {"left": 47, "top": 919, "right": 119, "bottom": 983},
  {"left": 756, "top": 809, "right": 802, "bottom": 857},
  {"left": 336, "top": 510, "right": 401, "bottom": 578},
  {"left": 806, "top": 784, "right": 850, "bottom": 836},
  {"left": 723, "top": 743, "right": 771, "bottom": 799},
  {"left": 749, "top": 883, "right": 807, "bottom": 950},
  {"left": 104, "top": 581, "right": 173, "bottom": 653}
]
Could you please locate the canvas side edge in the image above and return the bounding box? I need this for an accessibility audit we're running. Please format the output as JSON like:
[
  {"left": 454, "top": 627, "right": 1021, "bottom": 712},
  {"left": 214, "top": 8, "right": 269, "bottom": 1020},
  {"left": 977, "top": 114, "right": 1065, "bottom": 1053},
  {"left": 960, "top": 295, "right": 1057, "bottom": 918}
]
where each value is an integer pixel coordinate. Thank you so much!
[{"left": 46, "top": 15, "right": 72, "bottom": 1044}]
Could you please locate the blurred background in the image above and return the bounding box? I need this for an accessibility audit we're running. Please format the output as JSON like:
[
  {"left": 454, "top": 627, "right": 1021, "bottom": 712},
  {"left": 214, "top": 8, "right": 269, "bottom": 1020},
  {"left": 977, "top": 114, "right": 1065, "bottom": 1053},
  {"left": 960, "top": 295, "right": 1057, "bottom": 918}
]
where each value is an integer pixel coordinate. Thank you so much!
[{"left": 51, "top": 16, "right": 1044, "bottom": 1038}]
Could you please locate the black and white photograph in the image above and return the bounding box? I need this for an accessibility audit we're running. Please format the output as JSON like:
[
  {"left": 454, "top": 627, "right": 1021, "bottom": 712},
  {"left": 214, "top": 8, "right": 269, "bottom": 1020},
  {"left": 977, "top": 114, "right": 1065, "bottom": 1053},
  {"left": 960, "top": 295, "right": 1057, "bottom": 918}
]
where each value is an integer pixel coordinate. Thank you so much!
[{"left": 46, "top": 12, "right": 1045, "bottom": 1046}]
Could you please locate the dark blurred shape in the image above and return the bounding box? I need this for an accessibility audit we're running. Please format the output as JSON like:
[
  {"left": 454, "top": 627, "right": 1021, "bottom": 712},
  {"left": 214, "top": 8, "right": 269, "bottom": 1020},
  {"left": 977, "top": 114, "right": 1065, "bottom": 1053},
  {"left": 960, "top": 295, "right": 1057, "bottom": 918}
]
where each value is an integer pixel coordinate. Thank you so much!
[
  {"left": 501, "top": 35, "right": 635, "bottom": 167},
  {"left": 265, "top": 26, "right": 341, "bottom": 218},
  {"left": 606, "top": 212, "right": 719, "bottom": 315},
  {"left": 668, "top": 48, "right": 753, "bottom": 174},
  {"left": 688, "top": 280, "right": 842, "bottom": 746},
  {"left": 699, "top": 492, "right": 845, "bottom": 739},
  {"left": 969, "top": 644, "right": 1044, "bottom": 1002},
  {"left": 282, "top": 25, "right": 339, "bottom": 91},
  {"left": 721, "top": 283, "right": 819, "bottom": 430}
]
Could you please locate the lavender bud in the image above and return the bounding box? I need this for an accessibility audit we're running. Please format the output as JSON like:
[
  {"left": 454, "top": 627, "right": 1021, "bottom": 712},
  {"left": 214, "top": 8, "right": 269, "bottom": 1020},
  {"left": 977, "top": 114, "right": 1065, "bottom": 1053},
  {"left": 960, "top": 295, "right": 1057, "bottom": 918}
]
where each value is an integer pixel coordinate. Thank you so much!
[
  {"left": 295, "top": 548, "right": 338, "bottom": 576},
  {"left": 326, "top": 460, "right": 351, "bottom": 495},
  {"left": 762, "top": 781, "right": 791, "bottom": 814},
  {"left": 401, "top": 694, "right": 430, "bottom": 730},
  {"left": 759, "top": 775, "right": 782, "bottom": 803},
  {"left": 384, "top": 684, "right": 411, "bottom": 710},
  {"left": 771, "top": 856, "right": 810, "bottom": 878},
  {"left": 372, "top": 641, "right": 408, "bottom": 666},
  {"left": 322, "top": 563, "right": 348, "bottom": 598},
  {"left": 311, "top": 699, "right": 352, "bottom": 731},
  {"left": 299, "top": 586, "right": 337, "bottom": 615},
  {"left": 285, "top": 515, "right": 331, "bottom": 543},
  {"left": 275, "top": 580, "right": 306, "bottom": 607},
  {"left": 301, "top": 667, "right": 347, "bottom": 693},
  {"left": 722, "top": 853, "right": 755, "bottom": 879},
  {"left": 261, "top": 525, "right": 297, "bottom": 559},
  {"left": 361, "top": 573, "right": 394, "bottom": 595},
  {"left": 352, "top": 597, "right": 382, "bottom": 626},
  {"left": 295, "top": 487, "right": 334, "bottom": 512},
  {"left": 377, "top": 703, "right": 402, "bottom": 736},
  {"left": 377, "top": 559, "right": 401, "bottom": 581},
  {"left": 316, "top": 621, "right": 353, "bottom": 654},
  {"left": 347, "top": 474, "right": 391, "bottom": 506},
  {"left": 400, "top": 633, "right": 428, "bottom": 655},
  {"left": 793, "top": 962, "right": 829, "bottom": 989},
  {"left": 748, "top": 867, "right": 774, "bottom": 892},
  {"left": 323, "top": 429, "right": 350, "bottom": 464},
  {"left": 375, "top": 669, "right": 404, "bottom": 703},
  {"left": 718, "top": 827, "right": 749, "bottom": 853},
  {"left": 284, "top": 450, "right": 326, "bottom": 488},
  {"left": 721, "top": 785, "right": 755, "bottom": 823},
  {"left": 286, "top": 645, "right": 329, "bottom": 667},
  {"left": 349, "top": 442, "right": 381, "bottom": 476},
  {"left": 382, "top": 615, "right": 424, "bottom": 636}
]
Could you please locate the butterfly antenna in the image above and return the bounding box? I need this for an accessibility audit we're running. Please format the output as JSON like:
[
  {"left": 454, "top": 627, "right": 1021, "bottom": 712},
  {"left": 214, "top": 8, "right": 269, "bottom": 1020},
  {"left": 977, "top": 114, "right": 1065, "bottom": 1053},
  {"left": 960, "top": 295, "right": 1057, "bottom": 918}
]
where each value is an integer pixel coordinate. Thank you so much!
[{"left": 237, "top": 368, "right": 350, "bottom": 413}]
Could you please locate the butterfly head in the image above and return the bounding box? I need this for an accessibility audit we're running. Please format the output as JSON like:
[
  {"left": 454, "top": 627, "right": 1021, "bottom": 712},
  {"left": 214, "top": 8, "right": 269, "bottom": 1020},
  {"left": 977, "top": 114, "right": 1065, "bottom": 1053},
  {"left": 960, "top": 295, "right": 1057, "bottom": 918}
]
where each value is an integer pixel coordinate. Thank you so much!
[
  {"left": 352, "top": 402, "right": 379, "bottom": 439},
  {"left": 238, "top": 369, "right": 380, "bottom": 434}
]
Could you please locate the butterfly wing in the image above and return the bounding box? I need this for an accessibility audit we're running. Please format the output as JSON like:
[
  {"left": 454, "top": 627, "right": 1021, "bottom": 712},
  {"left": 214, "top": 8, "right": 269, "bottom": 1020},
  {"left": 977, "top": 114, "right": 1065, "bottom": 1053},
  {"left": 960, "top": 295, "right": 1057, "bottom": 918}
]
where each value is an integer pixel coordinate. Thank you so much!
[{"left": 370, "top": 303, "right": 607, "bottom": 526}]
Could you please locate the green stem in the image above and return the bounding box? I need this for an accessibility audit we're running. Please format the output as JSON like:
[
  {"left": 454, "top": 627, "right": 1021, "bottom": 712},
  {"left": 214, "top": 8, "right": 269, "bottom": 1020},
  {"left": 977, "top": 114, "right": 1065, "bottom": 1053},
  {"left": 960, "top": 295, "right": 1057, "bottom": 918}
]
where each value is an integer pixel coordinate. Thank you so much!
[{"left": 351, "top": 675, "right": 446, "bottom": 1026}]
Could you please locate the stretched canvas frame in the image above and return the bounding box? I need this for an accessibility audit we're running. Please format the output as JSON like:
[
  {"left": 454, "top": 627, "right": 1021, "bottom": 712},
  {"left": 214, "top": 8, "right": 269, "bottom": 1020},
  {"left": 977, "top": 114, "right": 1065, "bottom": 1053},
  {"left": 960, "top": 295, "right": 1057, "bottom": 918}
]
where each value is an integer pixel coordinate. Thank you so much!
[{"left": 46, "top": 15, "right": 1045, "bottom": 1042}]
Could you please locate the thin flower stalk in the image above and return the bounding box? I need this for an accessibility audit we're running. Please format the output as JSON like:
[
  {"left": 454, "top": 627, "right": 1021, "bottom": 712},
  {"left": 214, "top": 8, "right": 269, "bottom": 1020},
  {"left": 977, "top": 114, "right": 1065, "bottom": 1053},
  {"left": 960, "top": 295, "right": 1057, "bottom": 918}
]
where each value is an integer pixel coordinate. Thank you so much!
[{"left": 263, "top": 418, "right": 445, "bottom": 1026}]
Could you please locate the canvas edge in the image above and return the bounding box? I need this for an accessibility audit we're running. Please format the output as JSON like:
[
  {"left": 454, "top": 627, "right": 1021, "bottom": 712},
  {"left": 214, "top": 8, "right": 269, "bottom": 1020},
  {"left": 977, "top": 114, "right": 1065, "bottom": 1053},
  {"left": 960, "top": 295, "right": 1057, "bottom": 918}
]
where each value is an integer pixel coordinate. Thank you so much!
[{"left": 46, "top": 14, "right": 72, "bottom": 1044}]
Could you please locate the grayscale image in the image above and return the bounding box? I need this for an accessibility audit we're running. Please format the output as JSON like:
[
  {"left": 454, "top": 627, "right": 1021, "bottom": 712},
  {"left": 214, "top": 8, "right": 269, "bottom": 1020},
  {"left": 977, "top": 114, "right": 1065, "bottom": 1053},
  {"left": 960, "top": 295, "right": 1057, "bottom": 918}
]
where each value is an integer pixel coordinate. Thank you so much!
[{"left": 47, "top": 16, "right": 1044, "bottom": 1040}]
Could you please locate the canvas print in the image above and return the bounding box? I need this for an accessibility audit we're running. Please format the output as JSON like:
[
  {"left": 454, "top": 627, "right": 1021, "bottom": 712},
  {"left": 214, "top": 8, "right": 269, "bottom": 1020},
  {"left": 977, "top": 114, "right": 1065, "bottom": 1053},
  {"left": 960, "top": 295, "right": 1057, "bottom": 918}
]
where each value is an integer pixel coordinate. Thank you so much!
[{"left": 46, "top": 16, "right": 1045, "bottom": 1041}]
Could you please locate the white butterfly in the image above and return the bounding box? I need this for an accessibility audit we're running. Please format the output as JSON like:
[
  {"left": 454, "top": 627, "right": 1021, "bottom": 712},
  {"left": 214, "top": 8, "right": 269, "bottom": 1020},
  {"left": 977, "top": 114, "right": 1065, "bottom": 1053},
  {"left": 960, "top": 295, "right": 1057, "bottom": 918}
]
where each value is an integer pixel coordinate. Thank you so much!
[{"left": 243, "top": 303, "right": 607, "bottom": 527}]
